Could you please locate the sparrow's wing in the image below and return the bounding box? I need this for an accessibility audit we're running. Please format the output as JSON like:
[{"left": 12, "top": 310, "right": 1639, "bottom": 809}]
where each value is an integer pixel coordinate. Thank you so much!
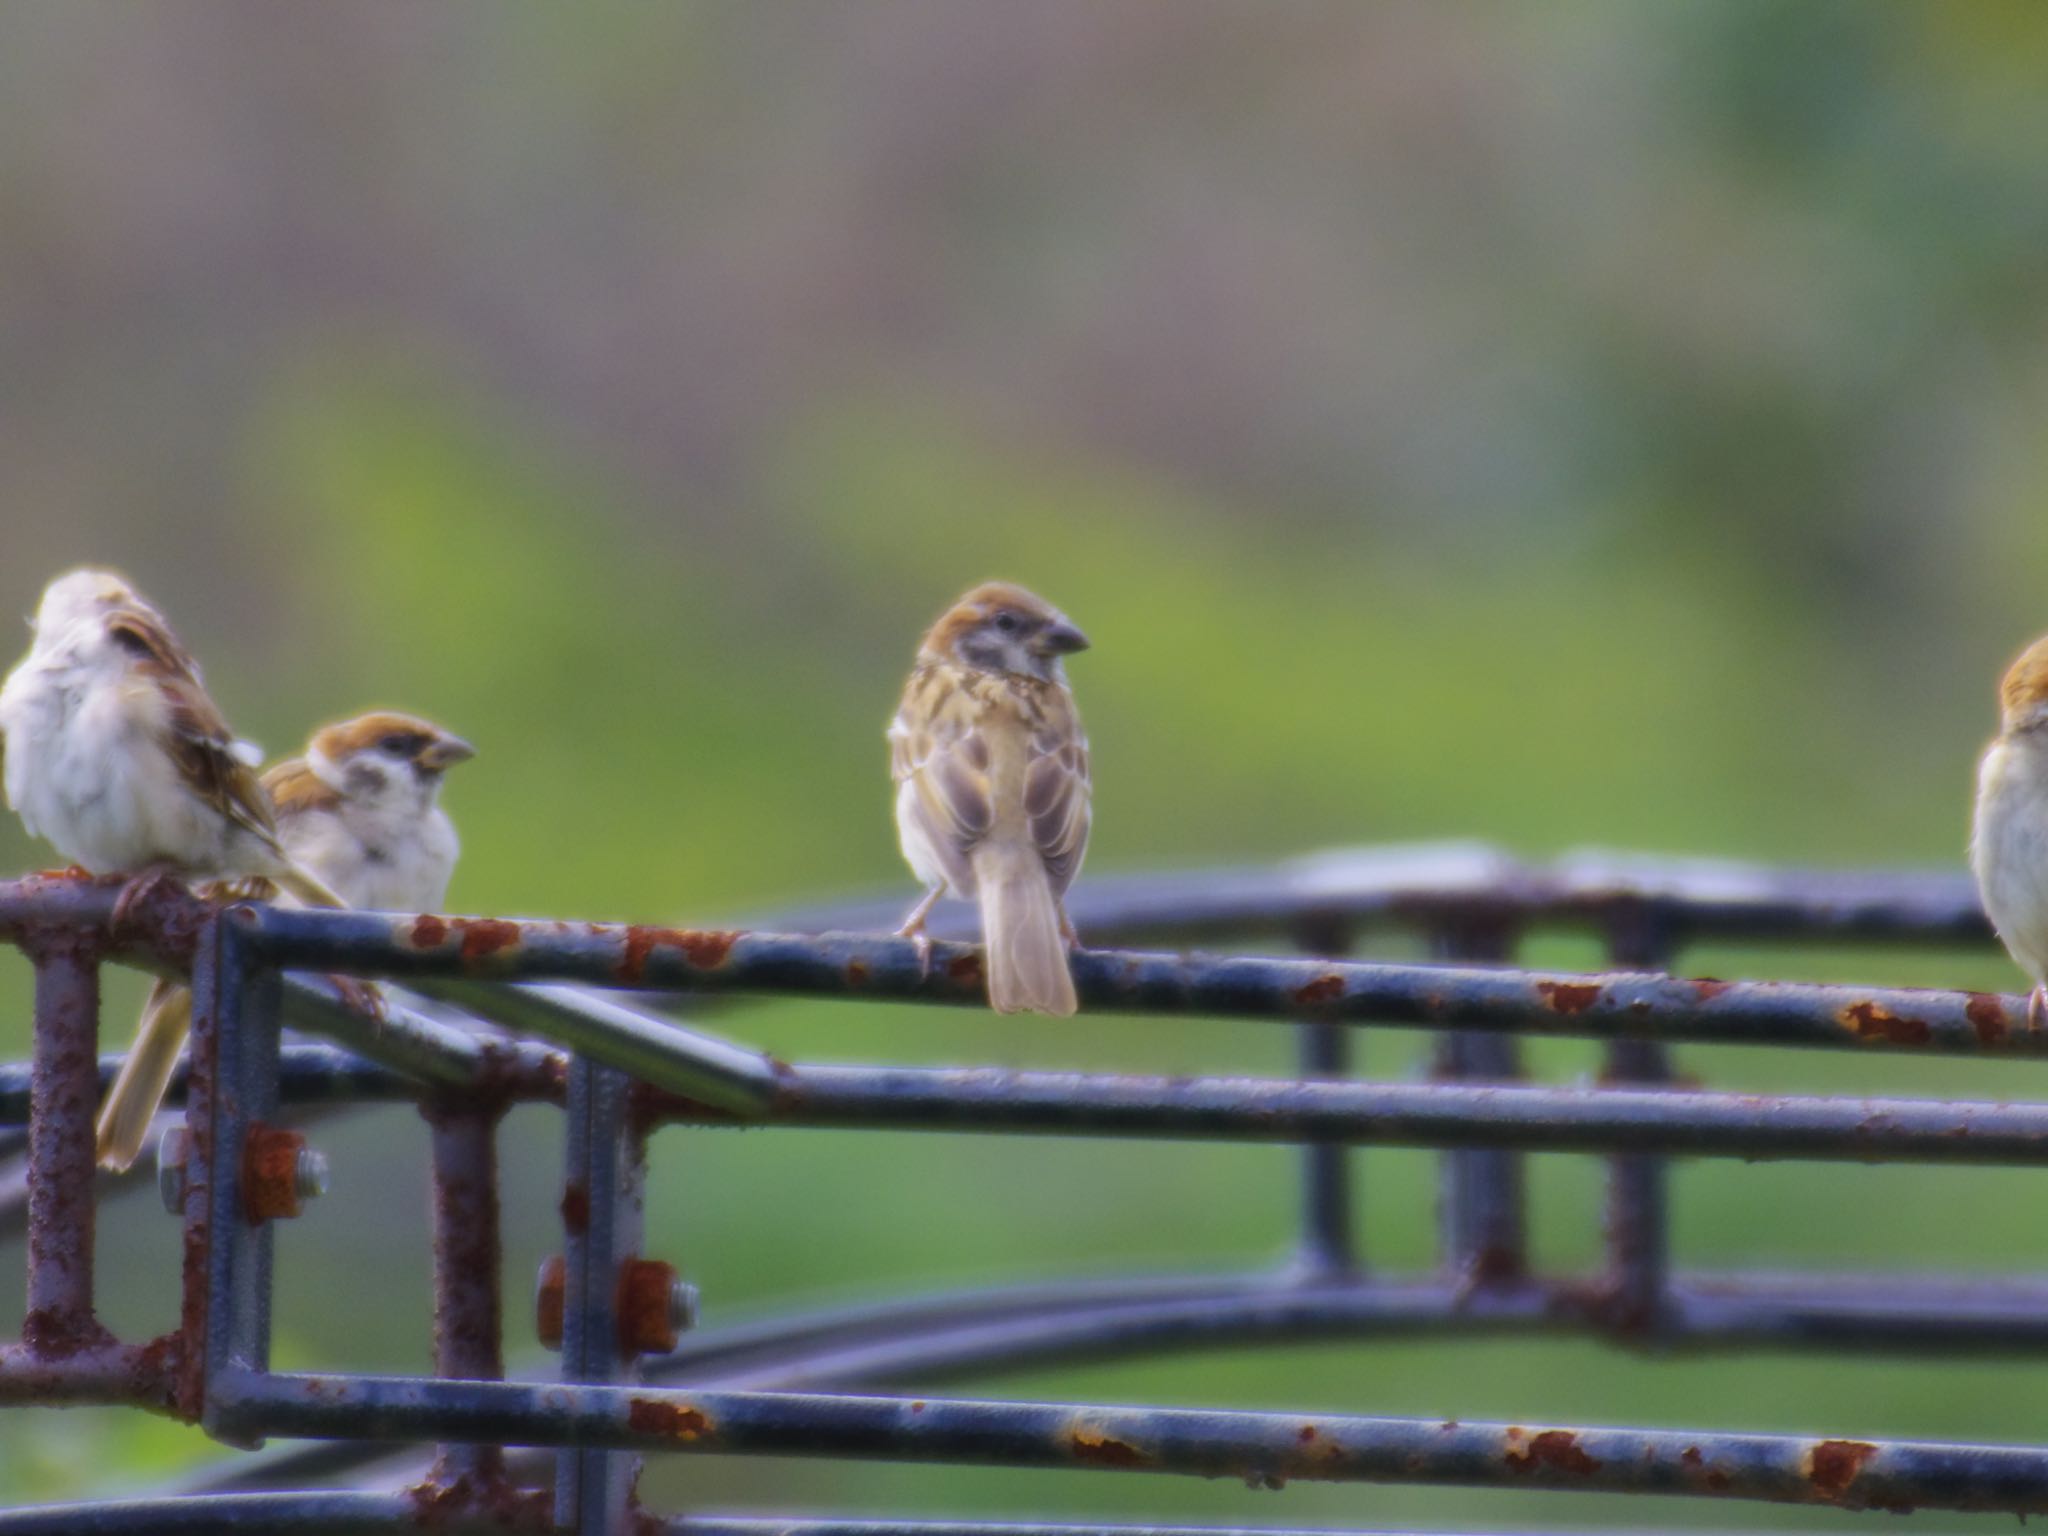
[
  {"left": 891, "top": 667, "right": 997, "bottom": 891},
  {"left": 1024, "top": 690, "right": 1091, "bottom": 895},
  {"left": 105, "top": 604, "right": 280, "bottom": 845},
  {"left": 261, "top": 757, "right": 344, "bottom": 830}
]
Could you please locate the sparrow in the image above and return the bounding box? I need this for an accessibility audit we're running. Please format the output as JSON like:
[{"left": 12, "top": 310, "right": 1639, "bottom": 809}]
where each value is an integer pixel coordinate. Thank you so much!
[
  {"left": 0, "top": 563, "right": 355, "bottom": 1171},
  {"left": 1973, "top": 634, "right": 2048, "bottom": 1031},
  {"left": 0, "top": 568, "right": 339, "bottom": 905},
  {"left": 889, "top": 582, "right": 1092, "bottom": 1015},
  {"left": 92, "top": 711, "right": 474, "bottom": 1171},
  {"left": 263, "top": 710, "right": 473, "bottom": 912}
]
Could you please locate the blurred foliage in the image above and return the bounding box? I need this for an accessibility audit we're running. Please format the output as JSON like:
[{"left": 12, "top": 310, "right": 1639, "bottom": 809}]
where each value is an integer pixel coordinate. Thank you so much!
[{"left": 6, "top": 0, "right": 2048, "bottom": 1527}]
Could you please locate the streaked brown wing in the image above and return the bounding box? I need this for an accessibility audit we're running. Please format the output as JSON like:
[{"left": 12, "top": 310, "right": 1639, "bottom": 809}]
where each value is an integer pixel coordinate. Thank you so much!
[
  {"left": 891, "top": 665, "right": 999, "bottom": 876},
  {"left": 261, "top": 757, "right": 344, "bottom": 829},
  {"left": 107, "top": 605, "right": 279, "bottom": 845},
  {"left": 1024, "top": 694, "right": 1090, "bottom": 894}
]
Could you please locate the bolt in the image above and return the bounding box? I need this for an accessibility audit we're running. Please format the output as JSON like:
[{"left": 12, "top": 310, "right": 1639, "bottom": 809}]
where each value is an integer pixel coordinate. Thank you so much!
[
  {"left": 295, "top": 1146, "right": 329, "bottom": 1201},
  {"left": 156, "top": 1126, "right": 190, "bottom": 1216},
  {"left": 670, "top": 1276, "right": 700, "bottom": 1336}
]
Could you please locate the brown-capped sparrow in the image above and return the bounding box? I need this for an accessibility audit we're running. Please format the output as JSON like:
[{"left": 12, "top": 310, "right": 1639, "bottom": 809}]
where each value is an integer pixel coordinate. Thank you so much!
[
  {"left": 889, "top": 582, "right": 1092, "bottom": 1015},
  {"left": 0, "top": 565, "right": 356, "bottom": 1170},
  {"left": 91, "top": 711, "right": 474, "bottom": 1171},
  {"left": 263, "top": 711, "right": 473, "bottom": 912},
  {"left": 1972, "top": 634, "right": 2048, "bottom": 1031}
]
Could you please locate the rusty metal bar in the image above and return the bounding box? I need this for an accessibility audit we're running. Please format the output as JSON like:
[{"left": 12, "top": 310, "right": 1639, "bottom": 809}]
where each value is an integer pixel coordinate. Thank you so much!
[
  {"left": 1600, "top": 905, "right": 1677, "bottom": 1335},
  {"left": 1429, "top": 917, "right": 1524, "bottom": 1287},
  {"left": 215, "top": 1370, "right": 2048, "bottom": 1516},
  {"left": 195, "top": 915, "right": 284, "bottom": 1445},
  {"left": 20, "top": 930, "right": 106, "bottom": 1358},
  {"left": 1291, "top": 914, "right": 1356, "bottom": 1276},
  {"left": 238, "top": 907, "right": 2033, "bottom": 1059},
  {"left": 423, "top": 1101, "right": 508, "bottom": 1489},
  {"left": 555, "top": 1058, "right": 645, "bottom": 1533},
  {"left": 643, "top": 1063, "right": 2048, "bottom": 1164}
]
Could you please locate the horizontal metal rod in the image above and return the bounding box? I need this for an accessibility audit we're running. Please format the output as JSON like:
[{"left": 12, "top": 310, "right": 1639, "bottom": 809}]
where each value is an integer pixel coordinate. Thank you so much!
[
  {"left": 401, "top": 976, "right": 775, "bottom": 1115},
  {"left": 189, "top": 1264, "right": 2048, "bottom": 1497},
  {"left": 216, "top": 1371, "right": 2048, "bottom": 1515},
  {"left": 761, "top": 843, "right": 1992, "bottom": 949},
  {"left": 674, "top": 1063, "right": 2048, "bottom": 1164},
  {"left": 0, "top": 1495, "right": 1771, "bottom": 1536},
  {"left": 237, "top": 907, "right": 2034, "bottom": 1058},
  {"left": 0, "top": 1490, "right": 531, "bottom": 1534},
  {"left": 0, "top": 1341, "right": 174, "bottom": 1408},
  {"left": 668, "top": 1522, "right": 1767, "bottom": 1536}
]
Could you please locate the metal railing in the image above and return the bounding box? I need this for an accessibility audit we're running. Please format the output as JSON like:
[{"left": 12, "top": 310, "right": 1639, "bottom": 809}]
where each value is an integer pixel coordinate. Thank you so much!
[{"left": 0, "top": 844, "right": 2041, "bottom": 1532}]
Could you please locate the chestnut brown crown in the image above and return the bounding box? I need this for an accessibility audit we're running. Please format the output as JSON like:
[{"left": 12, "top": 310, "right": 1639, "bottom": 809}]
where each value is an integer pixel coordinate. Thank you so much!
[{"left": 917, "top": 582, "right": 1089, "bottom": 682}]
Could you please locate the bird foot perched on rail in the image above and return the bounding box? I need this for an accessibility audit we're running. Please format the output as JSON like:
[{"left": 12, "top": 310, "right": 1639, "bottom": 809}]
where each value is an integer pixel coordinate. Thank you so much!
[{"left": 110, "top": 865, "right": 187, "bottom": 935}]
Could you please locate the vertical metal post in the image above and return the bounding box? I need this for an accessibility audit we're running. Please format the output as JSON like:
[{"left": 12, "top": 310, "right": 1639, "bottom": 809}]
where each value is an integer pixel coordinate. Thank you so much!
[
  {"left": 424, "top": 1101, "right": 507, "bottom": 1490},
  {"left": 556, "top": 1060, "right": 645, "bottom": 1533},
  {"left": 1291, "top": 914, "right": 1356, "bottom": 1277},
  {"left": 198, "top": 909, "right": 284, "bottom": 1443},
  {"left": 21, "top": 932, "right": 107, "bottom": 1356},
  {"left": 1430, "top": 913, "right": 1526, "bottom": 1287},
  {"left": 1602, "top": 901, "right": 1677, "bottom": 1337}
]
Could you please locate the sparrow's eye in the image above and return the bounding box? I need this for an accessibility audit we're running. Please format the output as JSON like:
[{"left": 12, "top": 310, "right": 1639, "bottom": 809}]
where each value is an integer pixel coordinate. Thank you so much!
[
  {"left": 993, "top": 611, "right": 1020, "bottom": 634},
  {"left": 379, "top": 733, "right": 421, "bottom": 756}
]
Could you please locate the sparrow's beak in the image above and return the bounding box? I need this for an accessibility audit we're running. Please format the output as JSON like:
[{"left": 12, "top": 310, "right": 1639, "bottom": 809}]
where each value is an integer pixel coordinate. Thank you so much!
[
  {"left": 1039, "top": 620, "right": 1090, "bottom": 656},
  {"left": 419, "top": 734, "right": 477, "bottom": 771}
]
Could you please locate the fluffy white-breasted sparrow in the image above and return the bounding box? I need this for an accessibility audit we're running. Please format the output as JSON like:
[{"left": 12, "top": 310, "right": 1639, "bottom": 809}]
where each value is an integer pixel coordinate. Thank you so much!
[
  {"left": 1973, "top": 635, "right": 2048, "bottom": 1030},
  {"left": 263, "top": 711, "right": 473, "bottom": 912},
  {"left": 0, "top": 565, "right": 359, "bottom": 1170},
  {"left": 889, "top": 582, "right": 1092, "bottom": 1015}
]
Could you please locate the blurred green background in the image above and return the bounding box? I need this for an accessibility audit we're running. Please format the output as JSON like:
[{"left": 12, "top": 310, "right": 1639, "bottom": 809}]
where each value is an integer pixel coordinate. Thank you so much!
[{"left": 6, "top": 0, "right": 2048, "bottom": 1526}]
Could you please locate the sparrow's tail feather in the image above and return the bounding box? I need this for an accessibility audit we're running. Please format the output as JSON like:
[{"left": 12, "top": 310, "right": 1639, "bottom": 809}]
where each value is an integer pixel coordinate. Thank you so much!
[
  {"left": 95, "top": 978, "right": 192, "bottom": 1173},
  {"left": 973, "top": 841, "right": 1077, "bottom": 1016},
  {"left": 272, "top": 859, "right": 345, "bottom": 910}
]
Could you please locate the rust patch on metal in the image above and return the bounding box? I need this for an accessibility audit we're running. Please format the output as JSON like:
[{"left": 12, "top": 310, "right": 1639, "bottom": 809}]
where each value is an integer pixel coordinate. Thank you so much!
[
  {"left": 617, "top": 926, "right": 739, "bottom": 983},
  {"left": 1838, "top": 1002, "right": 1929, "bottom": 1047},
  {"left": 1293, "top": 973, "right": 1345, "bottom": 1008},
  {"left": 845, "top": 958, "right": 870, "bottom": 987},
  {"left": 948, "top": 951, "right": 985, "bottom": 986},
  {"left": 617, "top": 1258, "right": 681, "bottom": 1355},
  {"left": 454, "top": 918, "right": 520, "bottom": 963},
  {"left": 241, "top": 1125, "right": 309, "bottom": 1223},
  {"left": 1806, "top": 1439, "right": 1875, "bottom": 1498},
  {"left": 410, "top": 914, "right": 450, "bottom": 949},
  {"left": 1966, "top": 993, "right": 2010, "bottom": 1046},
  {"left": 1070, "top": 1428, "right": 1147, "bottom": 1467},
  {"left": 627, "top": 1398, "right": 711, "bottom": 1440},
  {"left": 1504, "top": 1427, "right": 1601, "bottom": 1476},
  {"left": 1692, "top": 978, "right": 1731, "bottom": 1003},
  {"left": 533, "top": 1254, "right": 566, "bottom": 1350},
  {"left": 1297, "top": 1424, "right": 1318, "bottom": 1443},
  {"left": 1536, "top": 981, "right": 1602, "bottom": 1015},
  {"left": 559, "top": 1184, "right": 589, "bottom": 1236}
]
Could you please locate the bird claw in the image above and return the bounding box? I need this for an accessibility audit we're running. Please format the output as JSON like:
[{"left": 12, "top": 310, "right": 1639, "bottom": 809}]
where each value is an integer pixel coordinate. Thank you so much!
[
  {"left": 111, "top": 865, "right": 184, "bottom": 935},
  {"left": 894, "top": 921, "right": 934, "bottom": 981},
  {"left": 1058, "top": 910, "right": 1080, "bottom": 953}
]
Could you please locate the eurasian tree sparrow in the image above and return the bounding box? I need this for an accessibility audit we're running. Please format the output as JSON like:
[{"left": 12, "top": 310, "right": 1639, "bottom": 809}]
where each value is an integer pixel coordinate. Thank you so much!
[
  {"left": 890, "top": 582, "right": 1092, "bottom": 1015},
  {"left": 264, "top": 711, "right": 473, "bottom": 912},
  {"left": 92, "top": 711, "right": 474, "bottom": 1171},
  {"left": 0, "top": 564, "right": 356, "bottom": 1170},
  {"left": 0, "top": 569, "right": 339, "bottom": 905},
  {"left": 1972, "top": 635, "right": 2048, "bottom": 1030}
]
